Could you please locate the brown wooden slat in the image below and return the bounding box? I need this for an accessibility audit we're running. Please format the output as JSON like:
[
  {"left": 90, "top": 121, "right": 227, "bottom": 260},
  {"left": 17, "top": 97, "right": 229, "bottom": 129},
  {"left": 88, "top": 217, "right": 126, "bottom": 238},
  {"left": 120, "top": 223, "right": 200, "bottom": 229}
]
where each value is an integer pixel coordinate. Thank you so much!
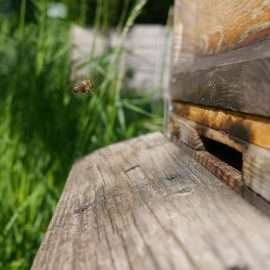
[
  {"left": 172, "top": 1, "right": 270, "bottom": 117},
  {"left": 32, "top": 133, "right": 270, "bottom": 270},
  {"left": 174, "top": 0, "right": 270, "bottom": 56},
  {"left": 244, "top": 144, "right": 270, "bottom": 202},
  {"left": 171, "top": 40, "right": 270, "bottom": 117}
]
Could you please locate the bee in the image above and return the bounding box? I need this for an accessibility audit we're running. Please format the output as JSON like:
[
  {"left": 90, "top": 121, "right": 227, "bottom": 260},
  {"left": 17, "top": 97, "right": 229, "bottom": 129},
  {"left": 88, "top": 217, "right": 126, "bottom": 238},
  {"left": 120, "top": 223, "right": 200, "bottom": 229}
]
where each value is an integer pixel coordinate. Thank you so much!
[{"left": 73, "top": 79, "right": 94, "bottom": 94}]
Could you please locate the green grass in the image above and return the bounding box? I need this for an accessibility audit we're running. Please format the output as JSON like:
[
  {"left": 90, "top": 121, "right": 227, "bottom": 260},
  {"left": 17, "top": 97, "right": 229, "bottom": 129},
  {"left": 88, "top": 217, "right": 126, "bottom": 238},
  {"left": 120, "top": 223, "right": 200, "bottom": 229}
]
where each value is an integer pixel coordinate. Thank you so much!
[{"left": 0, "top": 0, "right": 163, "bottom": 269}]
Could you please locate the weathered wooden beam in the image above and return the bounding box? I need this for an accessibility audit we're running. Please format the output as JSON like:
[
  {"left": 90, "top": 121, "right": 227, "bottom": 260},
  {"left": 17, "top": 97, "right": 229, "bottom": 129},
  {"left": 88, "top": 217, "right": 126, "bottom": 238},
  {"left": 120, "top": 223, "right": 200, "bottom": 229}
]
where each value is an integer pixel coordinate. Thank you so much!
[
  {"left": 244, "top": 144, "right": 270, "bottom": 202},
  {"left": 171, "top": 40, "right": 270, "bottom": 117},
  {"left": 174, "top": 0, "right": 270, "bottom": 56},
  {"left": 32, "top": 133, "right": 270, "bottom": 270},
  {"left": 172, "top": 0, "right": 270, "bottom": 117}
]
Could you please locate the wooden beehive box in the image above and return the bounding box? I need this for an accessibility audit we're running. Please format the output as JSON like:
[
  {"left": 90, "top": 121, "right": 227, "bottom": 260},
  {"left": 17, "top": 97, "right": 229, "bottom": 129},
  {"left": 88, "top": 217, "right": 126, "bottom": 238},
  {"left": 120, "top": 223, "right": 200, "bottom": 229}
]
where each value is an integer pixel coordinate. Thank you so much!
[
  {"left": 167, "top": 0, "right": 270, "bottom": 203},
  {"left": 32, "top": 1, "right": 270, "bottom": 269}
]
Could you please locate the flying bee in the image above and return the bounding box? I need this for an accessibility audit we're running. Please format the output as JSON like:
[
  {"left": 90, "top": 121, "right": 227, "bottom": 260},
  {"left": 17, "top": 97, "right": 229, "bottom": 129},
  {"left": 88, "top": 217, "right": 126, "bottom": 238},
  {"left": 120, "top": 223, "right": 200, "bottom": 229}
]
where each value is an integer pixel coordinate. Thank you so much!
[{"left": 73, "top": 79, "right": 94, "bottom": 94}]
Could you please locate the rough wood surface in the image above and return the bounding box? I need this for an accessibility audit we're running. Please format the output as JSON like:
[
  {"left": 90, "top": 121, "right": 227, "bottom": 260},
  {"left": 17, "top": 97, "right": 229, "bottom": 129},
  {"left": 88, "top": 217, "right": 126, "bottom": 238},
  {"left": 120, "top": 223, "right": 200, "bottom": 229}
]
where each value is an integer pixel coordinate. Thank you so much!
[
  {"left": 32, "top": 133, "right": 270, "bottom": 270},
  {"left": 173, "top": 102, "right": 270, "bottom": 150},
  {"left": 244, "top": 145, "right": 270, "bottom": 202},
  {"left": 171, "top": 40, "right": 270, "bottom": 117},
  {"left": 168, "top": 114, "right": 245, "bottom": 153},
  {"left": 168, "top": 113, "right": 270, "bottom": 202},
  {"left": 172, "top": 1, "right": 270, "bottom": 117},
  {"left": 174, "top": 0, "right": 270, "bottom": 56},
  {"left": 168, "top": 116, "right": 243, "bottom": 192}
]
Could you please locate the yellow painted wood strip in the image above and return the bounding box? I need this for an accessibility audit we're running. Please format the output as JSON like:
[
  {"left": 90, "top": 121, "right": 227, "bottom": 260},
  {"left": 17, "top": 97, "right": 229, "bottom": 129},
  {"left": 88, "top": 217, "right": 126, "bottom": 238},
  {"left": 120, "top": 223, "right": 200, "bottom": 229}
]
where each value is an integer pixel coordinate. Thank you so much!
[{"left": 173, "top": 102, "right": 270, "bottom": 150}]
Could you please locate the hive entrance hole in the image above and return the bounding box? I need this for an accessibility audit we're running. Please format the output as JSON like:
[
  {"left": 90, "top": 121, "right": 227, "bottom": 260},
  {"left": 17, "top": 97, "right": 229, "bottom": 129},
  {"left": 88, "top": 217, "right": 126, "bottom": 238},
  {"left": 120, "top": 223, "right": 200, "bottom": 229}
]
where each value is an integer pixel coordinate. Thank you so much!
[{"left": 200, "top": 136, "right": 243, "bottom": 172}]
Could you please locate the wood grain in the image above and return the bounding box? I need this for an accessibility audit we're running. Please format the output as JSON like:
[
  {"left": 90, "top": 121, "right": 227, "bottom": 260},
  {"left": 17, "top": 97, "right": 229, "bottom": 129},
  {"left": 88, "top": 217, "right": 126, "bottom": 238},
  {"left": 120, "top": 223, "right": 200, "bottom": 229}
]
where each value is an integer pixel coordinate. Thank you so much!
[
  {"left": 171, "top": 38, "right": 270, "bottom": 117},
  {"left": 244, "top": 145, "right": 270, "bottom": 202},
  {"left": 168, "top": 116, "right": 243, "bottom": 192},
  {"left": 172, "top": 1, "right": 270, "bottom": 117},
  {"left": 173, "top": 102, "right": 270, "bottom": 150},
  {"left": 168, "top": 115, "right": 205, "bottom": 150},
  {"left": 174, "top": 0, "right": 270, "bottom": 56},
  {"left": 32, "top": 133, "right": 270, "bottom": 270}
]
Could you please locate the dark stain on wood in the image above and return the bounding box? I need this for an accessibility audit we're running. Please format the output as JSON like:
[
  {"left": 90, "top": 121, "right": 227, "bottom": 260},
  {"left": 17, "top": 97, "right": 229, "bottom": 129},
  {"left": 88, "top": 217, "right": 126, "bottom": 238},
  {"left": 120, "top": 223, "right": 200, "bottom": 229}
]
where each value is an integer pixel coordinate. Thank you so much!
[
  {"left": 74, "top": 203, "right": 92, "bottom": 215},
  {"left": 173, "top": 104, "right": 252, "bottom": 145},
  {"left": 172, "top": 102, "right": 270, "bottom": 150},
  {"left": 162, "top": 174, "right": 178, "bottom": 181},
  {"left": 226, "top": 123, "right": 252, "bottom": 144}
]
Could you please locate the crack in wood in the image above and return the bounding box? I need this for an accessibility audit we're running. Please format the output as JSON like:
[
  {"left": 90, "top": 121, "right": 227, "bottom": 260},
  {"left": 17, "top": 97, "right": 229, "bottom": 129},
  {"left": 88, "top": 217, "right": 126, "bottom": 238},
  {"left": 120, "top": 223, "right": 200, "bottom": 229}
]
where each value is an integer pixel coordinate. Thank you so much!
[
  {"left": 73, "top": 203, "right": 92, "bottom": 215},
  {"left": 124, "top": 165, "right": 140, "bottom": 173}
]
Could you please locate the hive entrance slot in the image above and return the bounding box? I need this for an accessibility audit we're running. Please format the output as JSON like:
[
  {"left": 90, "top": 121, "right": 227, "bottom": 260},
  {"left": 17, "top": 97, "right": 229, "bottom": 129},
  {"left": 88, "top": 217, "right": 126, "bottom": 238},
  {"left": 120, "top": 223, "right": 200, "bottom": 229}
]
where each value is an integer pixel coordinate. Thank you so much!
[{"left": 200, "top": 136, "right": 243, "bottom": 172}]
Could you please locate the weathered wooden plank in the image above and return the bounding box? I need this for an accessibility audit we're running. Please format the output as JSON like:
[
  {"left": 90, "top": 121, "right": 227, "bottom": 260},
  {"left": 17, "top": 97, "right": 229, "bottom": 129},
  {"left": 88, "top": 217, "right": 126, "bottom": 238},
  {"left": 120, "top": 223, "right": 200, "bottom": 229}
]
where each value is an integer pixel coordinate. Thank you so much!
[
  {"left": 244, "top": 144, "right": 270, "bottom": 202},
  {"left": 172, "top": 102, "right": 270, "bottom": 150},
  {"left": 196, "top": 0, "right": 270, "bottom": 55},
  {"left": 174, "top": 0, "right": 270, "bottom": 56},
  {"left": 171, "top": 40, "right": 270, "bottom": 117},
  {"left": 242, "top": 186, "right": 270, "bottom": 217},
  {"left": 167, "top": 114, "right": 205, "bottom": 150},
  {"left": 168, "top": 112, "right": 270, "bottom": 202},
  {"left": 32, "top": 133, "right": 270, "bottom": 270},
  {"left": 172, "top": 0, "right": 270, "bottom": 117}
]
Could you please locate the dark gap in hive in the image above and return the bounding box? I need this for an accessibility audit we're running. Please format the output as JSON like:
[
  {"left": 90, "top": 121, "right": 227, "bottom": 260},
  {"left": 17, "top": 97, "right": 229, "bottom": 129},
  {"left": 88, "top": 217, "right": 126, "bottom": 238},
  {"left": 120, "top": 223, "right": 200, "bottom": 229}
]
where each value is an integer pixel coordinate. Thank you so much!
[{"left": 200, "top": 136, "right": 243, "bottom": 172}]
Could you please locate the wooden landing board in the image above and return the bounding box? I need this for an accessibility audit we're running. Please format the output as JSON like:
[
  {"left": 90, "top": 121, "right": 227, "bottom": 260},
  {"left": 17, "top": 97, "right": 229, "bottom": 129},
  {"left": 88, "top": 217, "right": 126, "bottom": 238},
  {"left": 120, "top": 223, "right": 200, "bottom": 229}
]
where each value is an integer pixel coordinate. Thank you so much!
[{"left": 32, "top": 133, "right": 270, "bottom": 270}]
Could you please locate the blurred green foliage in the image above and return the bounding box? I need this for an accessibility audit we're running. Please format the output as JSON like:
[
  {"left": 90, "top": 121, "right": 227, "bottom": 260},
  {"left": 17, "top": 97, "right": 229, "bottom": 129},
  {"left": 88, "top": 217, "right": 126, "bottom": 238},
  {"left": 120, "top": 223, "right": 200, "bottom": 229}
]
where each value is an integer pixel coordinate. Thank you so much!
[
  {"left": 0, "top": 0, "right": 164, "bottom": 269},
  {"left": 0, "top": 0, "right": 173, "bottom": 26}
]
